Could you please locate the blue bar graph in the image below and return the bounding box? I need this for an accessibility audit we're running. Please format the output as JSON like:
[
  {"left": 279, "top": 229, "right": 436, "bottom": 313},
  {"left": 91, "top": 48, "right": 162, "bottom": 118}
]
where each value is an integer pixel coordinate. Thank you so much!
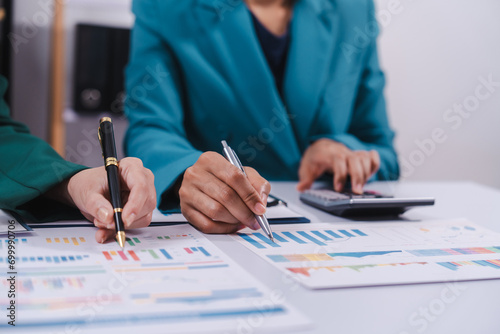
[
  {"left": 159, "top": 249, "right": 173, "bottom": 260},
  {"left": 198, "top": 247, "right": 211, "bottom": 256},
  {"left": 238, "top": 234, "right": 266, "bottom": 249},
  {"left": 272, "top": 233, "right": 288, "bottom": 243},
  {"left": 253, "top": 233, "right": 280, "bottom": 247},
  {"left": 339, "top": 230, "right": 355, "bottom": 238},
  {"left": 352, "top": 229, "right": 367, "bottom": 236},
  {"left": 282, "top": 232, "right": 307, "bottom": 244},
  {"left": 437, "top": 262, "right": 458, "bottom": 270},
  {"left": 325, "top": 230, "right": 342, "bottom": 238},
  {"left": 311, "top": 231, "right": 332, "bottom": 241},
  {"left": 297, "top": 232, "right": 326, "bottom": 246}
]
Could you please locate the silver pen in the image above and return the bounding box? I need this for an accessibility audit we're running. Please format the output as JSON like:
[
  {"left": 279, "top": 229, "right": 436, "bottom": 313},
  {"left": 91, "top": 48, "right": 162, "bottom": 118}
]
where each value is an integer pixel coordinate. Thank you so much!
[{"left": 221, "top": 140, "right": 274, "bottom": 242}]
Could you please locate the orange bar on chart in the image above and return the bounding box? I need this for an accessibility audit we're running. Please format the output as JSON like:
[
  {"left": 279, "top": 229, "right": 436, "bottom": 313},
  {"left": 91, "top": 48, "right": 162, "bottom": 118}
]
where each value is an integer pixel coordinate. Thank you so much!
[{"left": 103, "top": 251, "right": 112, "bottom": 261}]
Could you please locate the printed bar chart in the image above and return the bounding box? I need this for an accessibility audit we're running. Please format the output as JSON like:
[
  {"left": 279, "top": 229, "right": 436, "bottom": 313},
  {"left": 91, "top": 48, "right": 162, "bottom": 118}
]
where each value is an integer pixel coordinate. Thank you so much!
[
  {"left": 287, "top": 261, "right": 429, "bottom": 277},
  {"left": 266, "top": 250, "right": 402, "bottom": 263},
  {"left": 232, "top": 221, "right": 500, "bottom": 289},
  {"left": 237, "top": 228, "right": 369, "bottom": 249},
  {"left": 126, "top": 237, "right": 142, "bottom": 246},
  {"left": 408, "top": 247, "right": 500, "bottom": 257},
  {"left": 437, "top": 259, "right": 500, "bottom": 271},
  {"left": 17, "top": 277, "right": 86, "bottom": 293},
  {"left": 0, "top": 254, "right": 90, "bottom": 263},
  {"left": 129, "top": 288, "right": 262, "bottom": 305},
  {"left": 45, "top": 237, "right": 86, "bottom": 245},
  {"left": 0, "top": 238, "right": 27, "bottom": 249},
  {"left": 0, "top": 225, "right": 309, "bottom": 333}
]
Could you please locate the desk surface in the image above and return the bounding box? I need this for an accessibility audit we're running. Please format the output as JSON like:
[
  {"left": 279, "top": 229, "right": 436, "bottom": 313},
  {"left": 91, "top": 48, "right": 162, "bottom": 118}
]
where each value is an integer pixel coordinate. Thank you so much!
[{"left": 206, "top": 181, "right": 500, "bottom": 334}]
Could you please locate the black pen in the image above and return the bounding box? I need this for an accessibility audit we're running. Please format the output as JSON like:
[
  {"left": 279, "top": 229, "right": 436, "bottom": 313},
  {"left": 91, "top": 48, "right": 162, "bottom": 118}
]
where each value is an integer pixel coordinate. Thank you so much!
[{"left": 98, "top": 117, "right": 126, "bottom": 248}]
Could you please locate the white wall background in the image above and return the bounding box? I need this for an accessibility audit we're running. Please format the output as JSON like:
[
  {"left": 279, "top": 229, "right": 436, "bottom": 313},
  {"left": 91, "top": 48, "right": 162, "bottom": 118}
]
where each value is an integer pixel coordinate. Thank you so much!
[
  {"left": 9, "top": 0, "right": 500, "bottom": 188},
  {"left": 375, "top": 0, "right": 500, "bottom": 188}
]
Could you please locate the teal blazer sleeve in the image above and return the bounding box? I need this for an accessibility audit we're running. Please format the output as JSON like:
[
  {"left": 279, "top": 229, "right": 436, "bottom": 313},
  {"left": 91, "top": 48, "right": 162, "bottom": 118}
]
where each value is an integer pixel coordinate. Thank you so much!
[
  {"left": 308, "top": 0, "right": 399, "bottom": 180},
  {"left": 0, "top": 76, "right": 87, "bottom": 221},
  {"left": 125, "top": 1, "right": 202, "bottom": 210},
  {"left": 125, "top": 0, "right": 399, "bottom": 209}
]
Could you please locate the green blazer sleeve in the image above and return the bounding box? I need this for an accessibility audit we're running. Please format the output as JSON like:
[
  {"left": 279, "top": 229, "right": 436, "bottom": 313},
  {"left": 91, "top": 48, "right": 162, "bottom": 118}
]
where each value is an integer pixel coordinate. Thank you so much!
[{"left": 0, "top": 76, "right": 87, "bottom": 221}]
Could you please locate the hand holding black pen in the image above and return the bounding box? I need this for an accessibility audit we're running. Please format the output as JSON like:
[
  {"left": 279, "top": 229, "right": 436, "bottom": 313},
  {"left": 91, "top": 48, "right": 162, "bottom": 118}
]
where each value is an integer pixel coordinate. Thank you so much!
[{"left": 98, "top": 117, "right": 126, "bottom": 248}]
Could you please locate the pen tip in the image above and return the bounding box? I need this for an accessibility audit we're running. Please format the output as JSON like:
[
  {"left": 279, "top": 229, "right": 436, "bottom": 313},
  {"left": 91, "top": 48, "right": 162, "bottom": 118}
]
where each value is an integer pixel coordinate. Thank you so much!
[{"left": 116, "top": 231, "right": 126, "bottom": 249}]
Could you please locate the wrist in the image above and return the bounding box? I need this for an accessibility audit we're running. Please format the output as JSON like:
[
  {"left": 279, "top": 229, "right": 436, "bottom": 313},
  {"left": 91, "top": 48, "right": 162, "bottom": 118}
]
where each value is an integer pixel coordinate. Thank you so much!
[{"left": 44, "top": 176, "right": 76, "bottom": 207}]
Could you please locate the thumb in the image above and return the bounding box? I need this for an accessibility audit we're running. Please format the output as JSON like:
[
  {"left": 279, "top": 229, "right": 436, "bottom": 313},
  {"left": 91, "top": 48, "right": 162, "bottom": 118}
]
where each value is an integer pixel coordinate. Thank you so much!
[{"left": 95, "top": 228, "right": 116, "bottom": 244}]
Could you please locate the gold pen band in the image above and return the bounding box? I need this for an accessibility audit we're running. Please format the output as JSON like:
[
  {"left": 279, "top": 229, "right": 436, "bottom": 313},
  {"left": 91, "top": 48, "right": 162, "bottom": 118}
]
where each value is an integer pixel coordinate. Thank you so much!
[
  {"left": 105, "top": 157, "right": 118, "bottom": 167},
  {"left": 100, "top": 117, "right": 112, "bottom": 124},
  {"left": 114, "top": 208, "right": 123, "bottom": 213}
]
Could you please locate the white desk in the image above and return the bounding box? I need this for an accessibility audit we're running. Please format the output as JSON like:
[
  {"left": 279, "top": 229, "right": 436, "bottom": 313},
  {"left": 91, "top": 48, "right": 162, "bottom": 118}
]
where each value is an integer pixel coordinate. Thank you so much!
[{"left": 206, "top": 181, "right": 500, "bottom": 334}]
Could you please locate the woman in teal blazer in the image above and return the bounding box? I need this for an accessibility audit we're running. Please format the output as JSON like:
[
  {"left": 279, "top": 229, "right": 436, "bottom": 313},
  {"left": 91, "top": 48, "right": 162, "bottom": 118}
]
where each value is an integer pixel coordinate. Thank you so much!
[{"left": 125, "top": 0, "right": 399, "bottom": 233}]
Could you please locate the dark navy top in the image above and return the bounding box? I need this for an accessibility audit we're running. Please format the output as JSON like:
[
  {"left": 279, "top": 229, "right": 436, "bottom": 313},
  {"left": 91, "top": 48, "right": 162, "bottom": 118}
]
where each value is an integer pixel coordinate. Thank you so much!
[{"left": 250, "top": 12, "right": 291, "bottom": 98}]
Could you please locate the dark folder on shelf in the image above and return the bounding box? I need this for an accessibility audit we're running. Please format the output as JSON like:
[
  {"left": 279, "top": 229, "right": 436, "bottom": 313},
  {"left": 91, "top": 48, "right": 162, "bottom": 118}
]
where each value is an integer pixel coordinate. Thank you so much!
[{"left": 73, "top": 24, "right": 130, "bottom": 114}]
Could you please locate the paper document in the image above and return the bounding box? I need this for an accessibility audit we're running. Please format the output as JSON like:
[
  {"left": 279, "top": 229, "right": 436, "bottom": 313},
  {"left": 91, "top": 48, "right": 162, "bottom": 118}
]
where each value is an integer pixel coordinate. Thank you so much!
[
  {"left": 233, "top": 218, "right": 500, "bottom": 289},
  {"left": 152, "top": 204, "right": 307, "bottom": 223},
  {"left": 0, "top": 210, "right": 30, "bottom": 234},
  {"left": 0, "top": 225, "right": 310, "bottom": 333}
]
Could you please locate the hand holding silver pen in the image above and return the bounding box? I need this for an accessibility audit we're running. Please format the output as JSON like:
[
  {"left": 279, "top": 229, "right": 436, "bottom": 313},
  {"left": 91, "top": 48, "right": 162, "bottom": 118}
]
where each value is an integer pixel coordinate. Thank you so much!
[{"left": 221, "top": 140, "right": 275, "bottom": 242}]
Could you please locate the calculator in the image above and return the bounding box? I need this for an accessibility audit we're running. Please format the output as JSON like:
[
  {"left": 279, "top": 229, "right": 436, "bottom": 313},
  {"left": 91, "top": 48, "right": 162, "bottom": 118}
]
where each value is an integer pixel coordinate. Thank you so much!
[{"left": 299, "top": 188, "right": 435, "bottom": 217}]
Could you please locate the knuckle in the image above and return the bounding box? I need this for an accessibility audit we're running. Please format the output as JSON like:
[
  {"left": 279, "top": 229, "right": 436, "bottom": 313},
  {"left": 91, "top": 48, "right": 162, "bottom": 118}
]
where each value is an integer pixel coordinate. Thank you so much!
[
  {"left": 227, "top": 167, "right": 244, "bottom": 184},
  {"left": 219, "top": 187, "right": 234, "bottom": 204},
  {"left": 207, "top": 202, "right": 224, "bottom": 220},
  {"left": 243, "top": 190, "right": 259, "bottom": 205},
  {"left": 196, "top": 220, "right": 215, "bottom": 234},
  {"left": 125, "top": 157, "right": 143, "bottom": 167},
  {"left": 146, "top": 195, "right": 157, "bottom": 212},
  {"left": 145, "top": 168, "right": 155, "bottom": 180},
  {"left": 199, "top": 151, "right": 217, "bottom": 165},
  {"left": 87, "top": 194, "right": 102, "bottom": 211},
  {"left": 184, "top": 166, "right": 196, "bottom": 180},
  {"left": 178, "top": 185, "right": 189, "bottom": 200}
]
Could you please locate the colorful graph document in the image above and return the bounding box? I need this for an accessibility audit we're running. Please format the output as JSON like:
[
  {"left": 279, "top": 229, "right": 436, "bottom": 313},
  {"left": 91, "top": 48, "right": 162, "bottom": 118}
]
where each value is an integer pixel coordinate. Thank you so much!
[
  {"left": 0, "top": 225, "right": 309, "bottom": 333},
  {"left": 233, "top": 219, "right": 500, "bottom": 289}
]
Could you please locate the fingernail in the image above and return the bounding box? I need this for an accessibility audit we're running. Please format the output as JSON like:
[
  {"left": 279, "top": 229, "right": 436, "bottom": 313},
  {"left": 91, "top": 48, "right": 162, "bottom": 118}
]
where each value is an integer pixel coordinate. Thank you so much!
[
  {"left": 254, "top": 202, "right": 266, "bottom": 215},
  {"left": 100, "top": 237, "right": 106, "bottom": 244},
  {"left": 97, "top": 208, "right": 108, "bottom": 222}
]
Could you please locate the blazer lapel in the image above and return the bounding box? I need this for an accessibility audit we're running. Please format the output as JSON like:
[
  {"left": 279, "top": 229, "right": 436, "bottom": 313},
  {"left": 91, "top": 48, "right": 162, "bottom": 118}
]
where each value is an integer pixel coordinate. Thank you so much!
[
  {"left": 283, "top": 0, "right": 338, "bottom": 150},
  {"left": 194, "top": 0, "right": 302, "bottom": 160},
  {"left": 195, "top": 0, "right": 279, "bottom": 110}
]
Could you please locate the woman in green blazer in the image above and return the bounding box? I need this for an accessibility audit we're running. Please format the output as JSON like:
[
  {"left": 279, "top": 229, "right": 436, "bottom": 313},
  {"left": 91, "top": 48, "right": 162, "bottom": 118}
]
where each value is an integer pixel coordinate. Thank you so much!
[
  {"left": 125, "top": 0, "right": 399, "bottom": 233},
  {"left": 0, "top": 76, "right": 156, "bottom": 242}
]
